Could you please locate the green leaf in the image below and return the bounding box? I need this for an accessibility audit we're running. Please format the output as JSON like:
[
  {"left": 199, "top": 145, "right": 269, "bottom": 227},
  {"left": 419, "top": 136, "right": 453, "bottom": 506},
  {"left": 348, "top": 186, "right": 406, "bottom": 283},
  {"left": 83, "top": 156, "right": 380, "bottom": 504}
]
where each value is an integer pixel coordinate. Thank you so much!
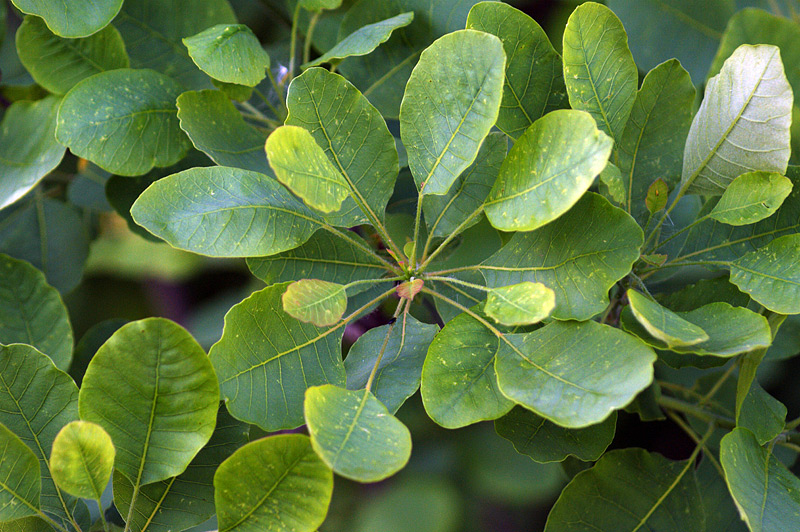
[
  {"left": 400, "top": 29, "right": 505, "bottom": 196},
  {"left": 113, "top": 406, "right": 249, "bottom": 532},
  {"left": 544, "top": 448, "right": 704, "bottom": 532},
  {"left": 50, "top": 421, "right": 114, "bottom": 501},
  {"left": 738, "top": 381, "right": 787, "bottom": 445},
  {"left": 484, "top": 282, "right": 555, "bottom": 326},
  {"left": 481, "top": 193, "right": 643, "bottom": 321},
  {"left": 16, "top": 16, "right": 128, "bottom": 95},
  {"left": 266, "top": 125, "right": 350, "bottom": 214},
  {"left": 209, "top": 283, "right": 346, "bottom": 431},
  {"left": 176, "top": 90, "right": 269, "bottom": 174},
  {"left": 645, "top": 179, "right": 669, "bottom": 215},
  {"left": 495, "top": 407, "right": 616, "bottom": 463},
  {"left": 130, "top": 166, "right": 323, "bottom": 258},
  {"left": 598, "top": 162, "right": 625, "bottom": 206},
  {"left": 562, "top": 2, "right": 637, "bottom": 142},
  {"left": 709, "top": 171, "right": 793, "bottom": 226},
  {"left": 735, "top": 311, "right": 785, "bottom": 421},
  {"left": 56, "top": 69, "right": 191, "bottom": 176},
  {"left": 423, "top": 132, "right": 505, "bottom": 239},
  {"left": 618, "top": 59, "right": 695, "bottom": 221},
  {"left": 697, "top": 457, "right": 749, "bottom": 532},
  {"left": 282, "top": 279, "right": 347, "bottom": 327},
  {"left": 214, "top": 434, "right": 332, "bottom": 532},
  {"left": 79, "top": 318, "right": 219, "bottom": 486},
  {"left": 626, "top": 289, "right": 708, "bottom": 349},
  {"left": 0, "top": 344, "right": 79, "bottom": 527},
  {"left": 0, "top": 422, "right": 40, "bottom": 522},
  {"left": 421, "top": 308, "right": 513, "bottom": 428},
  {"left": 10, "top": 0, "right": 122, "bottom": 38},
  {"left": 183, "top": 24, "right": 269, "bottom": 87},
  {"left": 721, "top": 428, "right": 800, "bottom": 532},
  {"left": 466, "top": 2, "right": 566, "bottom": 139},
  {"left": 344, "top": 313, "right": 438, "bottom": 414},
  {"left": 483, "top": 110, "right": 612, "bottom": 232},
  {"left": 495, "top": 320, "right": 655, "bottom": 428},
  {"left": 0, "top": 97, "right": 65, "bottom": 211},
  {"left": 0, "top": 255, "right": 72, "bottom": 371},
  {"left": 114, "top": 0, "right": 237, "bottom": 89},
  {"left": 304, "top": 12, "right": 414, "bottom": 68},
  {"left": 286, "top": 67, "right": 398, "bottom": 227},
  {"left": 681, "top": 44, "right": 792, "bottom": 196},
  {"left": 247, "top": 231, "right": 385, "bottom": 291},
  {"left": 300, "top": 0, "right": 342, "bottom": 11},
  {"left": 305, "top": 385, "right": 412, "bottom": 482},
  {"left": 730, "top": 234, "right": 800, "bottom": 314}
]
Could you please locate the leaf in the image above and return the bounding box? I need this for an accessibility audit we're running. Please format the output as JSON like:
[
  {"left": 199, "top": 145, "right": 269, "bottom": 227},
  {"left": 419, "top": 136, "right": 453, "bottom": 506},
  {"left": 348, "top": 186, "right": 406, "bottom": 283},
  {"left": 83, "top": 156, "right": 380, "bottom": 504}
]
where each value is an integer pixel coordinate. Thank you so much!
[
  {"left": 183, "top": 24, "right": 269, "bottom": 87},
  {"left": 626, "top": 289, "right": 708, "bottom": 349},
  {"left": 50, "top": 421, "right": 114, "bottom": 501},
  {"left": 0, "top": 97, "right": 65, "bottom": 211},
  {"left": 483, "top": 110, "right": 612, "bottom": 232},
  {"left": 305, "top": 385, "right": 412, "bottom": 482},
  {"left": 214, "top": 434, "right": 332, "bottom": 532},
  {"left": 209, "top": 283, "right": 346, "bottom": 431},
  {"left": 544, "top": 448, "right": 704, "bottom": 532},
  {"left": 618, "top": 59, "right": 695, "bottom": 221},
  {"left": 266, "top": 125, "right": 351, "bottom": 214},
  {"left": 16, "top": 16, "right": 129, "bottom": 95},
  {"left": 681, "top": 44, "right": 792, "bottom": 196},
  {"left": 738, "top": 381, "right": 787, "bottom": 445},
  {"left": 709, "top": 171, "right": 793, "bottom": 226},
  {"left": 645, "top": 179, "right": 669, "bottom": 214},
  {"left": 10, "top": 0, "right": 122, "bottom": 38},
  {"left": 0, "top": 344, "right": 79, "bottom": 526},
  {"left": 56, "top": 69, "right": 191, "bottom": 177},
  {"left": 495, "top": 407, "right": 616, "bottom": 463},
  {"left": 495, "top": 320, "right": 655, "bottom": 428},
  {"left": 562, "top": 2, "right": 637, "bottom": 142},
  {"left": 286, "top": 67, "right": 398, "bottom": 227},
  {"left": 696, "top": 457, "right": 749, "bottom": 532},
  {"left": 300, "top": 0, "right": 342, "bottom": 11},
  {"left": 131, "top": 166, "right": 323, "bottom": 258},
  {"left": 282, "top": 280, "right": 347, "bottom": 327},
  {"left": 79, "top": 318, "right": 219, "bottom": 486},
  {"left": 466, "top": 2, "right": 567, "bottom": 139},
  {"left": 304, "top": 12, "right": 414, "bottom": 68},
  {"left": 0, "top": 422, "right": 40, "bottom": 522},
  {"left": 481, "top": 193, "right": 643, "bottom": 321},
  {"left": 400, "top": 29, "right": 505, "bottom": 196},
  {"left": 0, "top": 255, "right": 72, "bottom": 371},
  {"left": 598, "top": 162, "right": 625, "bottom": 206},
  {"left": 721, "top": 428, "right": 800, "bottom": 532},
  {"left": 484, "top": 282, "right": 555, "bottom": 326},
  {"left": 114, "top": 0, "right": 237, "bottom": 89},
  {"left": 344, "top": 313, "right": 438, "bottom": 414},
  {"left": 176, "top": 90, "right": 269, "bottom": 174},
  {"left": 730, "top": 234, "right": 800, "bottom": 314}
]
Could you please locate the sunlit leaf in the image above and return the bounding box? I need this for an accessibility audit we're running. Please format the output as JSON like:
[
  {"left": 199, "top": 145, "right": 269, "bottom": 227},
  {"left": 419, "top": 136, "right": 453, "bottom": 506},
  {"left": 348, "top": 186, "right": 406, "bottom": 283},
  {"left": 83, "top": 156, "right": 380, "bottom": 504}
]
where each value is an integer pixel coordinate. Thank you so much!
[
  {"left": 730, "top": 234, "right": 800, "bottom": 314},
  {"left": 709, "top": 171, "right": 792, "bottom": 226},
  {"left": 10, "top": 0, "right": 123, "bottom": 38},
  {"left": 50, "top": 421, "right": 114, "bottom": 501},
  {"left": 484, "top": 282, "right": 555, "bottom": 326},
  {"left": 184, "top": 24, "right": 269, "bottom": 87},
  {"left": 282, "top": 279, "right": 347, "bottom": 327},
  {"left": 626, "top": 289, "right": 708, "bottom": 349}
]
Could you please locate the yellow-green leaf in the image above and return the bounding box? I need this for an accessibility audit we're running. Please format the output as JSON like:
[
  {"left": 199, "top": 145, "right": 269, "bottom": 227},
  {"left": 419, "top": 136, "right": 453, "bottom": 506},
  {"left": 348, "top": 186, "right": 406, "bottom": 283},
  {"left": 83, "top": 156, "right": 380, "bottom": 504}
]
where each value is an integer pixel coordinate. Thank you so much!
[
  {"left": 50, "top": 421, "right": 114, "bottom": 501},
  {"left": 282, "top": 279, "right": 347, "bottom": 327}
]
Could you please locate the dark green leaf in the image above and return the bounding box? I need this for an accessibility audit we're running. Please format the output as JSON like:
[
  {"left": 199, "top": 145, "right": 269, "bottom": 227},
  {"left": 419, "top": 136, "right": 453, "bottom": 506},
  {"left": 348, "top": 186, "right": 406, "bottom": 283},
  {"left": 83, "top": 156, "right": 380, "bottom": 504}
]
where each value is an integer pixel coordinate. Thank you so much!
[
  {"left": 0, "top": 422, "right": 40, "bottom": 521},
  {"left": 696, "top": 457, "right": 749, "bottom": 532},
  {"left": 184, "top": 24, "right": 269, "bottom": 87},
  {"left": 709, "top": 171, "right": 793, "bottom": 226},
  {"left": 730, "top": 234, "right": 800, "bottom": 314},
  {"left": 738, "top": 381, "right": 786, "bottom": 445},
  {"left": 50, "top": 421, "right": 114, "bottom": 501},
  {"left": 10, "top": 0, "right": 123, "bottom": 38}
]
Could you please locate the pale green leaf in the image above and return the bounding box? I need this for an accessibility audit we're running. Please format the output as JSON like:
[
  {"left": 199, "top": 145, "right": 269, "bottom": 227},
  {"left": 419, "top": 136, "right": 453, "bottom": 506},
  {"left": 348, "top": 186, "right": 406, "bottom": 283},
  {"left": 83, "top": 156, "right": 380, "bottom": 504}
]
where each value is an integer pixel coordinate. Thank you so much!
[
  {"left": 483, "top": 109, "right": 612, "bottom": 231},
  {"left": 709, "top": 171, "right": 793, "bottom": 226},
  {"left": 214, "top": 434, "right": 331, "bottom": 532},
  {"left": 681, "top": 44, "right": 792, "bottom": 196},
  {"left": 0, "top": 254, "right": 72, "bottom": 371},
  {"left": 130, "top": 166, "right": 323, "bottom": 258},
  {"left": 300, "top": 0, "right": 342, "bottom": 11},
  {"left": 721, "top": 428, "right": 800, "bottom": 531},
  {"left": 50, "top": 421, "right": 114, "bottom": 501},
  {"left": 495, "top": 320, "right": 655, "bottom": 428},
  {"left": 627, "top": 289, "right": 708, "bottom": 349},
  {"left": 10, "top": 0, "right": 122, "bottom": 38},
  {"left": 304, "top": 12, "right": 414, "bottom": 68},
  {"left": 305, "top": 385, "right": 411, "bottom": 482},
  {"left": 209, "top": 283, "right": 346, "bottom": 431},
  {"left": 481, "top": 193, "right": 643, "bottom": 321},
  {"left": 484, "top": 282, "right": 555, "bottom": 326},
  {"left": 56, "top": 69, "right": 191, "bottom": 176},
  {"left": 183, "top": 24, "right": 269, "bottom": 87},
  {"left": 266, "top": 125, "right": 350, "bottom": 214},
  {"left": 598, "top": 162, "right": 625, "bottom": 206},
  {"left": 562, "top": 2, "right": 637, "bottom": 142},
  {"left": 0, "top": 97, "right": 65, "bottom": 211},
  {"left": 16, "top": 16, "right": 128, "bottom": 95},
  {"left": 79, "top": 318, "right": 219, "bottom": 486},
  {"left": 0, "top": 422, "right": 40, "bottom": 521},
  {"left": 730, "top": 234, "right": 800, "bottom": 314},
  {"left": 400, "top": 29, "right": 505, "bottom": 195},
  {"left": 282, "top": 279, "right": 347, "bottom": 327},
  {"left": 738, "top": 381, "right": 786, "bottom": 445},
  {"left": 466, "top": 2, "right": 567, "bottom": 139}
]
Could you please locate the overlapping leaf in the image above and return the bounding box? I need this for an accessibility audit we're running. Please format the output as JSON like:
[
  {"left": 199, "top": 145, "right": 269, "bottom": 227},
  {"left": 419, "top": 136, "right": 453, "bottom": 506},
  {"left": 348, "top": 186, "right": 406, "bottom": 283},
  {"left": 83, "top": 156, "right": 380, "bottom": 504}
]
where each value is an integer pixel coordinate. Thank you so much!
[
  {"left": 626, "top": 289, "right": 708, "bottom": 349},
  {"left": 484, "top": 282, "right": 554, "bottom": 326},
  {"left": 730, "top": 234, "right": 800, "bottom": 314},
  {"left": 0, "top": 423, "right": 40, "bottom": 522},
  {"left": 184, "top": 24, "right": 269, "bottom": 86},
  {"left": 11, "top": 0, "right": 123, "bottom": 38},
  {"left": 282, "top": 279, "right": 347, "bottom": 326},
  {"left": 709, "top": 171, "right": 792, "bottom": 226}
]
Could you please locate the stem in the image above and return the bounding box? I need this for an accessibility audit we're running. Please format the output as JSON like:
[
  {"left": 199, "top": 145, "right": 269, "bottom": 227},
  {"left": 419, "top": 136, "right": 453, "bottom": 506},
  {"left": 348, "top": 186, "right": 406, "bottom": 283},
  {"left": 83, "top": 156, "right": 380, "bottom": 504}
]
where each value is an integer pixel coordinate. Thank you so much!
[
  {"left": 123, "top": 483, "right": 140, "bottom": 532},
  {"left": 38, "top": 511, "right": 70, "bottom": 532},
  {"left": 666, "top": 410, "right": 724, "bottom": 477},
  {"left": 303, "top": 12, "right": 321, "bottom": 66},
  {"left": 408, "top": 193, "right": 425, "bottom": 270},
  {"left": 287, "top": 2, "right": 302, "bottom": 83},
  {"left": 424, "top": 275, "right": 490, "bottom": 293},
  {"left": 642, "top": 181, "right": 690, "bottom": 251},
  {"left": 650, "top": 213, "right": 709, "bottom": 253},
  {"left": 697, "top": 361, "right": 738, "bottom": 407},
  {"left": 422, "top": 287, "right": 504, "bottom": 339},
  {"left": 344, "top": 276, "right": 403, "bottom": 291},
  {"left": 785, "top": 416, "right": 800, "bottom": 431},
  {"left": 419, "top": 207, "right": 483, "bottom": 271},
  {"left": 265, "top": 69, "right": 287, "bottom": 115},
  {"left": 319, "top": 224, "right": 402, "bottom": 275},
  {"left": 365, "top": 300, "right": 407, "bottom": 391},
  {"left": 658, "top": 395, "right": 735, "bottom": 429},
  {"left": 424, "top": 264, "right": 482, "bottom": 277},
  {"left": 252, "top": 88, "right": 284, "bottom": 120},
  {"left": 96, "top": 499, "right": 110, "bottom": 532}
]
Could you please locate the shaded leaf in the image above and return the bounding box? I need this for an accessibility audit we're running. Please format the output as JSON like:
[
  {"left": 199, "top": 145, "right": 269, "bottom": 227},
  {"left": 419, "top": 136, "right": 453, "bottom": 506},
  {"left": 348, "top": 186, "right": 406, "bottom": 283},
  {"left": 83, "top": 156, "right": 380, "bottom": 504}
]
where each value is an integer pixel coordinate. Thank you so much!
[
  {"left": 696, "top": 457, "right": 749, "bottom": 532},
  {"left": 730, "top": 234, "right": 800, "bottom": 314},
  {"left": 738, "top": 381, "right": 786, "bottom": 445},
  {"left": 709, "top": 171, "right": 792, "bottom": 226},
  {"left": 50, "top": 421, "right": 114, "bottom": 501},
  {"left": 300, "top": 0, "right": 342, "bottom": 11},
  {"left": 282, "top": 279, "right": 347, "bottom": 327},
  {"left": 10, "top": 0, "right": 122, "bottom": 38},
  {"left": 645, "top": 179, "right": 669, "bottom": 215},
  {"left": 484, "top": 282, "right": 555, "bottom": 326},
  {"left": 626, "top": 289, "right": 708, "bottom": 349},
  {"left": 184, "top": 24, "right": 269, "bottom": 87},
  {"left": 0, "top": 422, "right": 40, "bottom": 522}
]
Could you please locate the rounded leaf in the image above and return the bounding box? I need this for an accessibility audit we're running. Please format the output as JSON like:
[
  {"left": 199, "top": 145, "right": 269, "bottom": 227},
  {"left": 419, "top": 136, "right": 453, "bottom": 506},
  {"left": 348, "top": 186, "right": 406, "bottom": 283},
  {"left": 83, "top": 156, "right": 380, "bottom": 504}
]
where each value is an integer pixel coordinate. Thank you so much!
[
  {"left": 709, "top": 171, "right": 793, "bottom": 226},
  {"left": 282, "top": 279, "right": 347, "bottom": 327},
  {"left": 730, "top": 234, "right": 800, "bottom": 314},
  {"left": 484, "top": 282, "right": 555, "bottom": 326},
  {"left": 50, "top": 421, "right": 114, "bottom": 500},
  {"left": 183, "top": 24, "right": 269, "bottom": 87},
  {"left": 10, "top": 0, "right": 123, "bottom": 38}
]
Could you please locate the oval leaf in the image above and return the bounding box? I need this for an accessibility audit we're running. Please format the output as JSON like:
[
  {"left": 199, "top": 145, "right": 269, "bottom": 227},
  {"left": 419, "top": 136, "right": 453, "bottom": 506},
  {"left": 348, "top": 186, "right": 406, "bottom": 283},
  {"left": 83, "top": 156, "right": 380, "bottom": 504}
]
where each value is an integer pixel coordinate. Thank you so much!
[
  {"left": 484, "top": 109, "right": 612, "bottom": 232},
  {"left": 50, "top": 421, "right": 114, "bottom": 501},
  {"left": 282, "top": 279, "right": 347, "bottom": 327},
  {"left": 730, "top": 234, "right": 800, "bottom": 314},
  {"left": 484, "top": 282, "right": 555, "bottom": 326},
  {"left": 305, "top": 385, "right": 412, "bottom": 482},
  {"left": 183, "top": 24, "right": 269, "bottom": 87},
  {"left": 400, "top": 29, "right": 505, "bottom": 195},
  {"left": 709, "top": 171, "right": 793, "bottom": 226},
  {"left": 79, "top": 318, "right": 219, "bottom": 486},
  {"left": 10, "top": 0, "right": 122, "bottom": 38},
  {"left": 0, "top": 422, "right": 40, "bottom": 521},
  {"left": 627, "top": 289, "right": 708, "bottom": 349}
]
